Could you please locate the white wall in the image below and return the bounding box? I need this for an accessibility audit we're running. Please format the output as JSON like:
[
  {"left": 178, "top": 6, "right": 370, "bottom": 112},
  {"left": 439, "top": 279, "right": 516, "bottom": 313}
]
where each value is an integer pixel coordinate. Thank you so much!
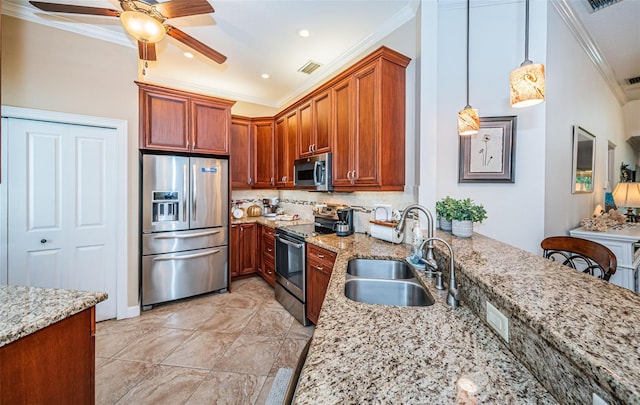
[
  {"left": 1, "top": 15, "right": 141, "bottom": 307},
  {"left": 430, "top": 0, "right": 548, "bottom": 253},
  {"left": 544, "top": 5, "right": 630, "bottom": 238}
]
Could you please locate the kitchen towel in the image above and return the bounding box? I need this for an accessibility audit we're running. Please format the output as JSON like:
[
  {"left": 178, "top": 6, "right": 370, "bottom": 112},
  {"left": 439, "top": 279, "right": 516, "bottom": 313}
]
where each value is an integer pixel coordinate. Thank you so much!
[{"left": 370, "top": 223, "right": 403, "bottom": 244}]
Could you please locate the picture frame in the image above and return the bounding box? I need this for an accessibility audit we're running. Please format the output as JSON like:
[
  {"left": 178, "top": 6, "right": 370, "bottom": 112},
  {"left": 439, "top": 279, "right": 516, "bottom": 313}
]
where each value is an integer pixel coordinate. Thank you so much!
[
  {"left": 458, "top": 116, "right": 517, "bottom": 183},
  {"left": 571, "top": 126, "right": 595, "bottom": 194}
]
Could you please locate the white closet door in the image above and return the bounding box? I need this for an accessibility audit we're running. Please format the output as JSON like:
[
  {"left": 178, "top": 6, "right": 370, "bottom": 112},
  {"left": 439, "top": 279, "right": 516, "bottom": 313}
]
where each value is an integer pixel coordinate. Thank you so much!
[{"left": 7, "top": 118, "right": 117, "bottom": 321}]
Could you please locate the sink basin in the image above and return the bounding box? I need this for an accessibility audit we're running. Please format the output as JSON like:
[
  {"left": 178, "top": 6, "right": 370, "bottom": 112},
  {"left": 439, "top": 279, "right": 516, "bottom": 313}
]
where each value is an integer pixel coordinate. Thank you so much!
[
  {"left": 344, "top": 279, "right": 434, "bottom": 307},
  {"left": 346, "top": 258, "right": 414, "bottom": 279}
]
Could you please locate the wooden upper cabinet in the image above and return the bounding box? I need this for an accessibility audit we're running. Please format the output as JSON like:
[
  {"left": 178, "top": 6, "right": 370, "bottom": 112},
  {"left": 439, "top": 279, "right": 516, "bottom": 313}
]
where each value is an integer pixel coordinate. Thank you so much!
[
  {"left": 332, "top": 76, "right": 354, "bottom": 188},
  {"left": 276, "top": 111, "right": 297, "bottom": 188},
  {"left": 252, "top": 118, "right": 275, "bottom": 189},
  {"left": 298, "top": 89, "right": 332, "bottom": 158},
  {"left": 230, "top": 116, "right": 253, "bottom": 189},
  {"left": 331, "top": 48, "right": 409, "bottom": 191},
  {"left": 191, "top": 97, "right": 231, "bottom": 154},
  {"left": 139, "top": 88, "right": 189, "bottom": 151},
  {"left": 137, "top": 82, "right": 235, "bottom": 155}
]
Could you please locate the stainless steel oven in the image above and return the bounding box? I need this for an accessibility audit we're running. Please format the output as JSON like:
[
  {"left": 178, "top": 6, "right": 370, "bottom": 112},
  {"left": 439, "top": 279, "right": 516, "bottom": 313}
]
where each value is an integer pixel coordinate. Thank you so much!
[{"left": 275, "top": 230, "right": 309, "bottom": 326}]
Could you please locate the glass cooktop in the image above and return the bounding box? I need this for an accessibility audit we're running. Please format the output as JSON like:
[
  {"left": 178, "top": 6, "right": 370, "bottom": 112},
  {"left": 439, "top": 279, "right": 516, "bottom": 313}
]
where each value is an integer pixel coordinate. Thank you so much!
[{"left": 277, "top": 222, "right": 335, "bottom": 240}]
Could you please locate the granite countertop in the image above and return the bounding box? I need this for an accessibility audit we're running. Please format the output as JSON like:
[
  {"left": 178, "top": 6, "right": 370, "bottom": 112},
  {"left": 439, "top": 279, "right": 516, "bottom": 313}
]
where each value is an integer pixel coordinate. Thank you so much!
[
  {"left": 231, "top": 216, "right": 311, "bottom": 228},
  {"left": 0, "top": 285, "right": 108, "bottom": 348},
  {"left": 294, "top": 231, "right": 640, "bottom": 404}
]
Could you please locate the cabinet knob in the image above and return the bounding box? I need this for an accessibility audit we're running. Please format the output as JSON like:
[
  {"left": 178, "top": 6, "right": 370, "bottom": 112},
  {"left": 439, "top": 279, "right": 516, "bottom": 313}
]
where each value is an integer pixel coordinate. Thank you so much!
[
  {"left": 317, "top": 254, "right": 325, "bottom": 258},
  {"left": 248, "top": 177, "right": 252, "bottom": 185},
  {"left": 40, "top": 239, "right": 47, "bottom": 244}
]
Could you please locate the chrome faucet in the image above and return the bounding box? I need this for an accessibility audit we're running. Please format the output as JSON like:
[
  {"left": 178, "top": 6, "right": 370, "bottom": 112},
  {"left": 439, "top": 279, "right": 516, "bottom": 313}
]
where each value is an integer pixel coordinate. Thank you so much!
[
  {"left": 419, "top": 237, "right": 461, "bottom": 308},
  {"left": 396, "top": 204, "right": 436, "bottom": 269}
]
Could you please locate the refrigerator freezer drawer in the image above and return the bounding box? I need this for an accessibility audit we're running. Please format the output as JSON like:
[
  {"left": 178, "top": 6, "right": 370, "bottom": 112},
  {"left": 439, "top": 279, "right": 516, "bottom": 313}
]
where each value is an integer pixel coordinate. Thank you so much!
[
  {"left": 141, "top": 246, "right": 228, "bottom": 306},
  {"left": 142, "top": 227, "right": 228, "bottom": 255}
]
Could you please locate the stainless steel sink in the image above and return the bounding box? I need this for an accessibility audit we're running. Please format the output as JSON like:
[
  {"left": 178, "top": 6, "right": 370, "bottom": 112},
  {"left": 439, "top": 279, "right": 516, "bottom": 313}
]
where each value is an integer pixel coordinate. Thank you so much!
[
  {"left": 344, "top": 279, "right": 434, "bottom": 306},
  {"left": 346, "top": 258, "right": 414, "bottom": 279}
]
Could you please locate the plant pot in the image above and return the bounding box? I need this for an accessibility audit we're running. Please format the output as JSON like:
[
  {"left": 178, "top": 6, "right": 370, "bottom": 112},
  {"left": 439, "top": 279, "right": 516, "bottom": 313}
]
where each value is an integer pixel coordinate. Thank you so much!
[
  {"left": 452, "top": 219, "right": 473, "bottom": 237},
  {"left": 439, "top": 217, "right": 452, "bottom": 231}
]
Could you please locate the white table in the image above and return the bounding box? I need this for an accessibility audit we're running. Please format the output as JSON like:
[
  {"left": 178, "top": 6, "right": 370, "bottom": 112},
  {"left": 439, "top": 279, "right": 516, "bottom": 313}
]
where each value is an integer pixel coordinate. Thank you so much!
[{"left": 569, "top": 225, "right": 640, "bottom": 292}]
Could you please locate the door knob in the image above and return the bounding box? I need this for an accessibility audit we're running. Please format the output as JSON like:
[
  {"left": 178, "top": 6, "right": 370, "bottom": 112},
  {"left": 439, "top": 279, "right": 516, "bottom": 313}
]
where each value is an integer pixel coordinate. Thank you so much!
[{"left": 40, "top": 239, "right": 47, "bottom": 244}]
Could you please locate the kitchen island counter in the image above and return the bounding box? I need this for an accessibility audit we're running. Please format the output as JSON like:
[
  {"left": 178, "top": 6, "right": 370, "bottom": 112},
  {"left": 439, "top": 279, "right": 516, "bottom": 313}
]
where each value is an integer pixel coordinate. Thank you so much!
[
  {"left": 296, "top": 231, "right": 640, "bottom": 404},
  {"left": 0, "top": 284, "right": 107, "bottom": 347}
]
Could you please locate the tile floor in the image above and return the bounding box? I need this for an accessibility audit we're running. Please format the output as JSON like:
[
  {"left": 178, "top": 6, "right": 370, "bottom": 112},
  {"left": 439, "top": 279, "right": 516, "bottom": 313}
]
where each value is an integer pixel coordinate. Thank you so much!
[{"left": 95, "top": 277, "right": 314, "bottom": 405}]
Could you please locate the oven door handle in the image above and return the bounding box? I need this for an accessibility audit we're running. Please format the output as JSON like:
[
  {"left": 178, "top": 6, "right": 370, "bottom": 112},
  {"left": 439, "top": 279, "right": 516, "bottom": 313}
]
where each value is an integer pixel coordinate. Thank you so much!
[{"left": 276, "top": 235, "right": 304, "bottom": 249}]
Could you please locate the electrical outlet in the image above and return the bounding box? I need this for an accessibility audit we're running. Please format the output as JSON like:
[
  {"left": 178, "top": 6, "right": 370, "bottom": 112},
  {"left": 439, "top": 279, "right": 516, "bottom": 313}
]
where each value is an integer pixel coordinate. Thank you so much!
[
  {"left": 592, "top": 393, "right": 608, "bottom": 405},
  {"left": 486, "top": 301, "right": 509, "bottom": 342}
]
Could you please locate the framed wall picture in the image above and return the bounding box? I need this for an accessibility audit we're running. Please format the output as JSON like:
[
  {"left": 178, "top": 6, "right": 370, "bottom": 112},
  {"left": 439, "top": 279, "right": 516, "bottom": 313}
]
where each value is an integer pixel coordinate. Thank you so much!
[{"left": 458, "top": 116, "right": 517, "bottom": 183}]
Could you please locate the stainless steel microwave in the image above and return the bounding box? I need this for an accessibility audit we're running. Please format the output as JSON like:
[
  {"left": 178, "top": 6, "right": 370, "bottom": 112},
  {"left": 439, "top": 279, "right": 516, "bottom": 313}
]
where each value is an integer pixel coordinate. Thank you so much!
[{"left": 294, "top": 152, "right": 333, "bottom": 191}]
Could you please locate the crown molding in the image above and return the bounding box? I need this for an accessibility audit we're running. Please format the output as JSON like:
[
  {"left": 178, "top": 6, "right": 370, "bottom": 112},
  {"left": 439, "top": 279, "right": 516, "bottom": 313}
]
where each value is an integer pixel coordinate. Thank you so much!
[
  {"left": 277, "top": 1, "right": 419, "bottom": 108},
  {"left": 2, "top": 2, "right": 134, "bottom": 49},
  {"left": 551, "top": 0, "right": 627, "bottom": 106}
]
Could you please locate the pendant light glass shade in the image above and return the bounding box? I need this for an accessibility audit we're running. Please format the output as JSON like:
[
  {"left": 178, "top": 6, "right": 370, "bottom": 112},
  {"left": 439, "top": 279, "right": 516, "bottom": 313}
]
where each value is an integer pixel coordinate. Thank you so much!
[
  {"left": 121, "top": 11, "right": 166, "bottom": 43},
  {"left": 510, "top": 62, "right": 545, "bottom": 107},
  {"left": 458, "top": 0, "right": 479, "bottom": 136},
  {"left": 458, "top": 106, "right": 479, "bottom": 136},
  {"left": 510, "top": 0, "right": 545, "bottom": 108}
]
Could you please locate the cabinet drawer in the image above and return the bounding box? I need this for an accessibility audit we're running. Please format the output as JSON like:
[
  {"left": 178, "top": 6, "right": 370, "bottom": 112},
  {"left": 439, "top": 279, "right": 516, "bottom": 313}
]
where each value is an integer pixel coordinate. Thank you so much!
[
  {"left": 307, "top": 244, "right": 336, "bottom": 267},
  {"left": 262, "top": 226, "right": 276, "bottom": 238}
]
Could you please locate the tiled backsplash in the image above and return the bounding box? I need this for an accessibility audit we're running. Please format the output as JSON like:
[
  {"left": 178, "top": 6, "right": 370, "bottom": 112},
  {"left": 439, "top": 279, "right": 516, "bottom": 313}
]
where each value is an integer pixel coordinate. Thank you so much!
[{"left": 232, "top": 189, "right": 419, "bottom": 239}]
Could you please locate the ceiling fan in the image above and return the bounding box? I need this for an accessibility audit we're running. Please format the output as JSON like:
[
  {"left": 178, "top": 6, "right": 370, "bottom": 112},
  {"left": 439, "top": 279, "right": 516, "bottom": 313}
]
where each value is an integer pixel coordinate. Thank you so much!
[{"left": 29, "top": 0, "right": 227, "bottom": 64}]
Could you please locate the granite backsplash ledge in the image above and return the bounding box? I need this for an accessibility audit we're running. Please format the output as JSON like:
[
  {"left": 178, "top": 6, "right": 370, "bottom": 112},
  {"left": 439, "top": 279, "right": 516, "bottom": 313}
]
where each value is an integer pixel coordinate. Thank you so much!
[{"left": 427, "top": 231, "right": 640, "bottom": 404}]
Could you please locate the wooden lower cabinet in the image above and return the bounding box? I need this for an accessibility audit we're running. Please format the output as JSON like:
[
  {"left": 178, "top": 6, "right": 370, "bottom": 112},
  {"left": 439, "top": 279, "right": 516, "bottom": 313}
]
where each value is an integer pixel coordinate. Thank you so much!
[
  {"left": 258, "top": 225, "right": 276, "bottom": 286},
  {"left": 230, "top": 223, "right": 258, "bottom": 279},
  {"left": 0, "top": 307, "right": 96, "bottom": 404},
  {"left": 306, "top": 244, "right": 337, "bottom": 324}
]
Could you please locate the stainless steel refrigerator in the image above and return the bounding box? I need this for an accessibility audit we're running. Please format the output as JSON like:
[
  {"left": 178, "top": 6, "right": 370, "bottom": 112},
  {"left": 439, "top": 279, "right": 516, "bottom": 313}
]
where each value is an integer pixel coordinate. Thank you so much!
[{"left": 141, "top": 154, "right": 228, "bottom": 308}]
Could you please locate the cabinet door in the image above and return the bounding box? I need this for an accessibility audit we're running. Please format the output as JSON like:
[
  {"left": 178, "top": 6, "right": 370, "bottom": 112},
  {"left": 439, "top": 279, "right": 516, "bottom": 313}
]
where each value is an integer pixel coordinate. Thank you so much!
[
  {"left": 140, "top": 88, "right": 189, "bottom": 152},
  {"left": 352, "top": 61, "right": 379, "bottom": 187},
  {"left": 238, "top": 224, "right": 257, "bottom": 275},
  {"left": 230, "top": 117, "right": 253, "bottom": 189},
  {"left": 252, "top": 119, "right": 275, "bottom": 189},
  {"left": 276, "top": 111, "right": 297, "bottom": 188},
  {"left": 191, "top": 98, "right": 231, "bottom": 155},
  {"left": 331, "top": 76, "right": 353, "bottom": 187},
  {"left": 229, "top": 225, "right": 240, "bottom": 278},
  {"left": 298, "top": 101, "right": 313, "bottom": 158},
  {"left": 313, "top": 90, "right": 332, "bottom": 154}
]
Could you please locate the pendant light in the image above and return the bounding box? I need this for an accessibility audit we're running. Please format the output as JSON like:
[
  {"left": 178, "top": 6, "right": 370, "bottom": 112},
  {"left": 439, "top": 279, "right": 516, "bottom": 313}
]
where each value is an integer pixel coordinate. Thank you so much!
[
  {"left": 510, "top": 0, "right": 546, "bottom": 107},
  {"left": 458, "top": 0, "right": 479, "bottom": 136}
]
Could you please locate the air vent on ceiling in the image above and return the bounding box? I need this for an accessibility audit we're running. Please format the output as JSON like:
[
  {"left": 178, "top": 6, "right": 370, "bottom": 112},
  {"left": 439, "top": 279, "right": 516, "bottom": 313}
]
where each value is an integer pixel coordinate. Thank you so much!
[
  {"left": 298, "top": 61, "right": 322, "bottom": 75},
  {"left": 586, "top": 0, "right": 623, "bottom": 12},
  {"left": 628, "top": 76, "right": 640, "bottom": 85}
]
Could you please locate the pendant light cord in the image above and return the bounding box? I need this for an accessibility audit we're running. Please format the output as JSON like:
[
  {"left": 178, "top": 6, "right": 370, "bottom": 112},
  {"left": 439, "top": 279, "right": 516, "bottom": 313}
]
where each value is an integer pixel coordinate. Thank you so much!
[
  {"left": 465, "top": 0, "right": 470, "bottom": 107},
  {"left": 524, "top": 0, "right": 530, "bottom": 62}
]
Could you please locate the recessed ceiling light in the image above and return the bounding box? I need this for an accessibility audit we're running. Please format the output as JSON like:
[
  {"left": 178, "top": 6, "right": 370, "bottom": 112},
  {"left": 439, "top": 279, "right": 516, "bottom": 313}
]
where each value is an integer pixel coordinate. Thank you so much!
[
  {"left": 261, "top": 73, "right": 270, "bottom": 79},
  {"left": 298, "top": 29, "right": 310, "bottom": 38},
  {"left": 184, "top": 52, "right": 194, "bottom": 59}
]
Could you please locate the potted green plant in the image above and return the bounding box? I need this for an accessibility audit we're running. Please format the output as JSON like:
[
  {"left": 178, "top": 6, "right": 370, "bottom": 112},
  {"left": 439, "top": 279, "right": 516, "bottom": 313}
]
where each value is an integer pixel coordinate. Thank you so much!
[
  {"left": 435, "top": 196, "right": 457, "bottom": 231},
  {"left": 450, "top": 198, "right": 487, "bottom": 237}
]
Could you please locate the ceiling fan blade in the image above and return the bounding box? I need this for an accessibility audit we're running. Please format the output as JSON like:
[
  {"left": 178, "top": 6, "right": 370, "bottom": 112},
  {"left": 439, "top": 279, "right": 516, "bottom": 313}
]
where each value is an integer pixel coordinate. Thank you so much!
[
  {"left": 154, "top": 0, "right": 214, "bottom": 19},
  {"left": 29, "top": 1, "right": 120, "bottom": 17},
  {"left": 138, "top": 41, "right": 157, "bottom": 61},
  {"left": 166, "top": 25, "right": 226, "bottom": 64}
]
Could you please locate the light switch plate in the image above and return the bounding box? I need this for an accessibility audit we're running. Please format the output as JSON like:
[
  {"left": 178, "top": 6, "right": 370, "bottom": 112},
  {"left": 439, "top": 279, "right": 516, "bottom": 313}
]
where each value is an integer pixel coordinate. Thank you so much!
[{"left": 486, "top": 301, "right": 509, "bottom": 342}]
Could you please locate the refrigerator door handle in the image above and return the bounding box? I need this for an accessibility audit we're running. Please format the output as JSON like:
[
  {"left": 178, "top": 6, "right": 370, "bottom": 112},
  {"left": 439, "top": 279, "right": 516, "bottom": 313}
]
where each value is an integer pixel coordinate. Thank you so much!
[
  {"left": 191, "top": 163, "right": 197, "bottom": 221},
  {"left": 153, "top": 249, "right": 221, "bottom": 261},
  {"left": 153, "top": 230, "right": 221, "bottom": 240},
  {"left": 183, "top": 163, "right": 188, "bottom": 223}
]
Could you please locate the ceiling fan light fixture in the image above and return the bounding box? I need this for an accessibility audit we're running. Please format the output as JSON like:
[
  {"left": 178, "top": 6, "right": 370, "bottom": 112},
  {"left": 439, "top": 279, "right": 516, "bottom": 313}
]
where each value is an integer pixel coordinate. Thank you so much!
[{"left": 121, "top": 10, "right": 166, "bottom": 43}]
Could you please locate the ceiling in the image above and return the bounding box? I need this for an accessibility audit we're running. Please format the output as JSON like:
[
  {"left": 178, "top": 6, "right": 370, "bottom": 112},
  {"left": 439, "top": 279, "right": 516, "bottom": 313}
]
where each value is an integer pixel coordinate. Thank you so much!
[{"left": 3, "top": 0, "right": 639, "bottom": 109}]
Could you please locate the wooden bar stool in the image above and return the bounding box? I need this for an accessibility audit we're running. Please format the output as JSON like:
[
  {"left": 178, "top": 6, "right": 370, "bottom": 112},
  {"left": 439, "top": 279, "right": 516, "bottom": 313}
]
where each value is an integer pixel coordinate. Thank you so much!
[{"left": 541, "top": 236, "right": 617, "bottom": 281}]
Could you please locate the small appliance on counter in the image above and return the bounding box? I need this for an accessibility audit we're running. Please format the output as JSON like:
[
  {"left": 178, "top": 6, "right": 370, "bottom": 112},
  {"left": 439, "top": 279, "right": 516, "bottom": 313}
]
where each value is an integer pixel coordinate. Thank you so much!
[
  {"left": 335, "top": 207, "right": 354, "bottom": 236},
  {"left": 263, "top": 197, "right": 280, "bottom": 217}
]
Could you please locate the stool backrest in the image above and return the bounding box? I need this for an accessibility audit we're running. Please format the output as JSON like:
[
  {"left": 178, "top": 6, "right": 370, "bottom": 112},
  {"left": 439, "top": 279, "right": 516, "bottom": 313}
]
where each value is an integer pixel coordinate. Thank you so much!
[{"left": 541, "top": 236, "right": 617, "bottom": 281}]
